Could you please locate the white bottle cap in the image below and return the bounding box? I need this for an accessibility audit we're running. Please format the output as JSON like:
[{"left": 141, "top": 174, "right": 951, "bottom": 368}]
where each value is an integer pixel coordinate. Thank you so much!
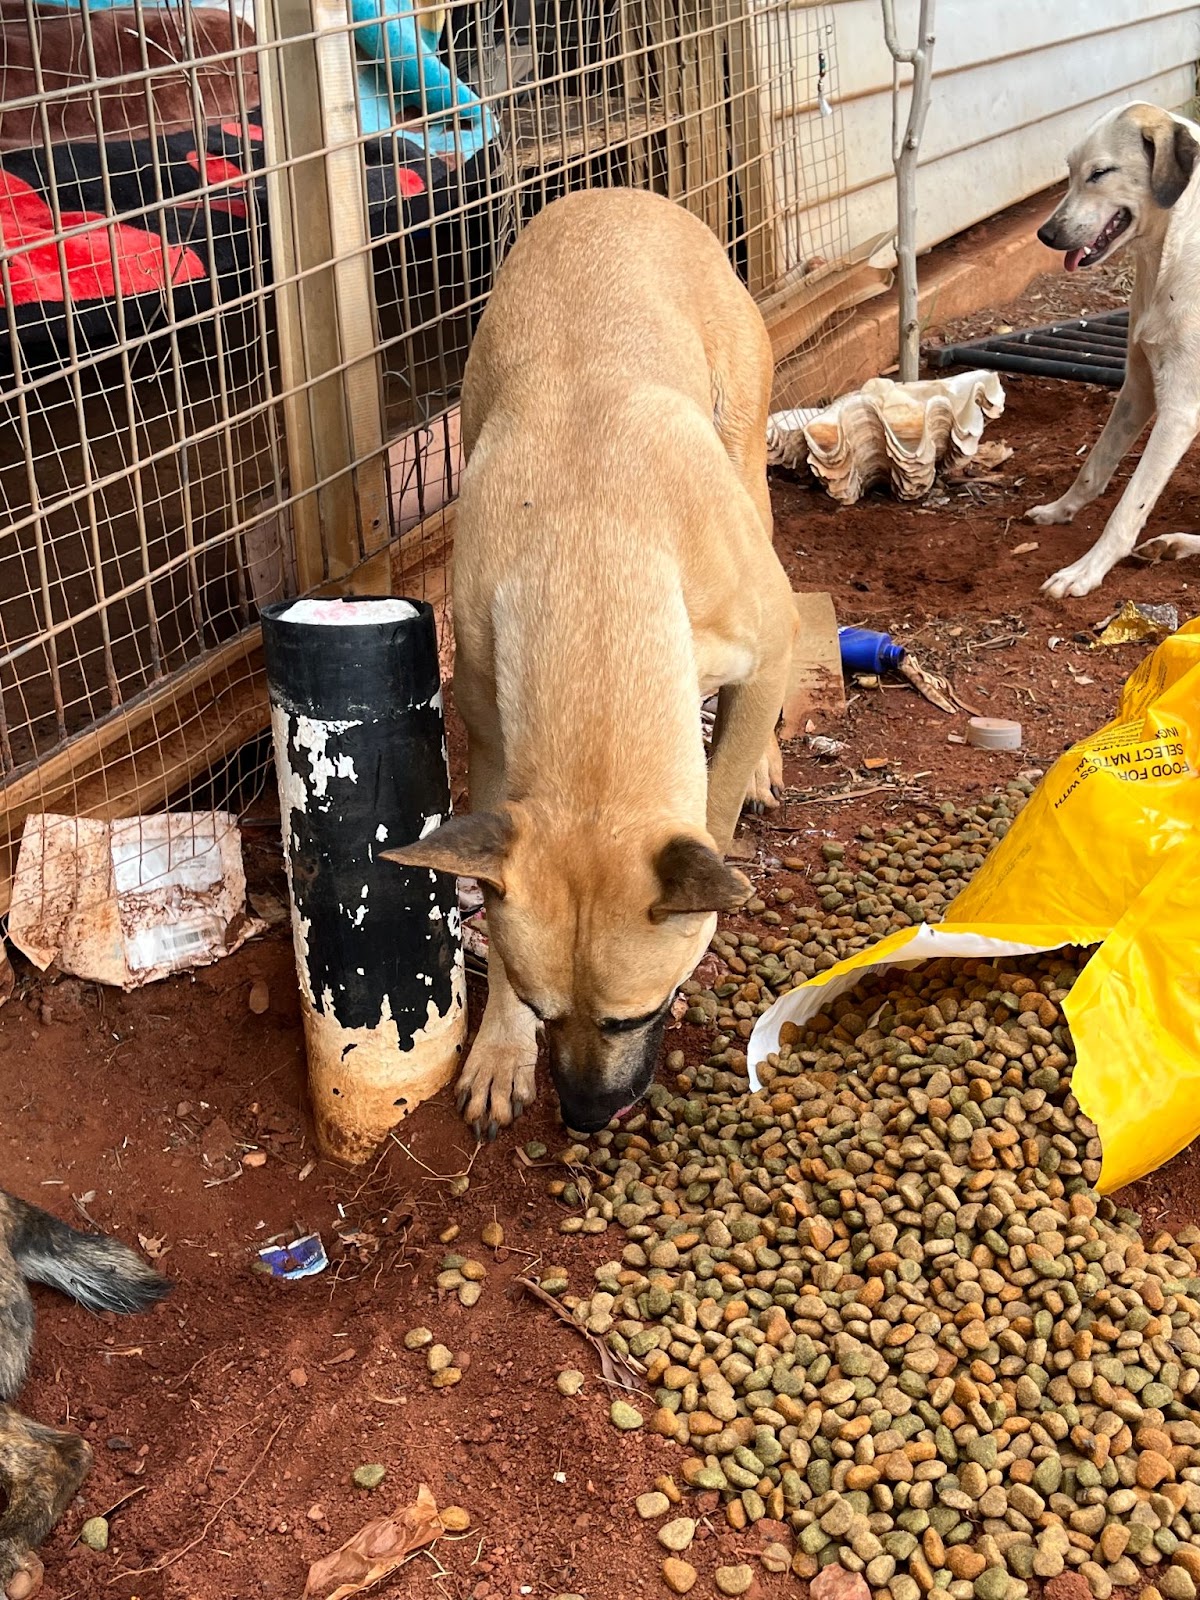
[{"left": 965, "top": 717, "right": 1022, "bottom": 751}]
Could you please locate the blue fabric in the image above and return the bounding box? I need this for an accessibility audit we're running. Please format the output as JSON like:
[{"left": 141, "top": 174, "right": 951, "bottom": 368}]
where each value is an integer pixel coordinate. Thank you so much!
[{"left": 36, "top": 0, "right": 493, "bottom": 160}]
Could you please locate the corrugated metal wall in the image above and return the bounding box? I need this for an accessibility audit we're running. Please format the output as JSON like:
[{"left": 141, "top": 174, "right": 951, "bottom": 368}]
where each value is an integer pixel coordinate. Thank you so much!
[{"left": 822, "top": 0, "right": 1200, "bottom": 261}]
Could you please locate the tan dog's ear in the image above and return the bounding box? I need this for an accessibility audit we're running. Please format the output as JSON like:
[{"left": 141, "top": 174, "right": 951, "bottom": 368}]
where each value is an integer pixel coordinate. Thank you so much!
[
  {"left": 1142, "top": 114, "right": 1199, "bottom": 208},
  {"left": 380, "top": 811, "right": 513, "bottom": 894},
  {"left": 650, "top": 835, "right": 752, "bottom": 922}
]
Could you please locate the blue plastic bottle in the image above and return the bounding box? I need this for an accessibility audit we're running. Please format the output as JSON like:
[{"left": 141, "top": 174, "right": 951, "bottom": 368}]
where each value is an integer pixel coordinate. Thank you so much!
[{"left": 838, "top": 626, "right": 907, "bottom": 674}]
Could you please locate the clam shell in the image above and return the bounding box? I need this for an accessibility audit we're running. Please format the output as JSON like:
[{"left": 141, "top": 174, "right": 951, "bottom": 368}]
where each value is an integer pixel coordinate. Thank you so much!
[{"left": 766, "top": 370, "right": 1006, "bottom": 504}]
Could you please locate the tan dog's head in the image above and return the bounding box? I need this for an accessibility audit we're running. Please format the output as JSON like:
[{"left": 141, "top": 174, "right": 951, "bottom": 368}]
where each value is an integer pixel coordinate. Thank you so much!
[
  {"left": 1037, "top": 103, "right": 1199, "bottom": 270},
  {"left": 383, "top": 808, "right": 750, "bottom": 1132}
]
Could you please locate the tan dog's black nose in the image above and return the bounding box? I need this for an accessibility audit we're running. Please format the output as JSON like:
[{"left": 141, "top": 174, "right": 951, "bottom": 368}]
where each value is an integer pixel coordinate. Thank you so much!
[{"left": 1037, "top": 221, "right": 1061, "bottom": 248}]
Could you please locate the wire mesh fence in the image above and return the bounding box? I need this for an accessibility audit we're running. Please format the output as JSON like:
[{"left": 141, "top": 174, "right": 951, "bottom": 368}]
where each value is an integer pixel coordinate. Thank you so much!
[{"left": 0, "top": 0, "right": 853, "bottom": 943}]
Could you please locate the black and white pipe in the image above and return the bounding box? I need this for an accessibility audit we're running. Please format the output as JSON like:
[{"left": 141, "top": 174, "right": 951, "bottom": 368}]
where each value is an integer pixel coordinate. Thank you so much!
[{"left": 261, "top": 595, "right": 465, "bottom": 1163}]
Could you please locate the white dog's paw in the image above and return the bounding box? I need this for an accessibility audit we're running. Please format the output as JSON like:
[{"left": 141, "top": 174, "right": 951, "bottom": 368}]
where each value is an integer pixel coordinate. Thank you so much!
[
  {"left": 1042, "top": 555, "right": 1109, "bottom": 600},
  {"left": 1136, "top": 532, "right": 1200, "bottom": 564},
  {"left": 455, "top": 1039, "right": 537, "bottom": 1140},
  {"left": 1027, "top": 500, "right": 1077, "bottom": 527},
  {"left": 742, "top": 735, "right": 784, "bottom": 815}
]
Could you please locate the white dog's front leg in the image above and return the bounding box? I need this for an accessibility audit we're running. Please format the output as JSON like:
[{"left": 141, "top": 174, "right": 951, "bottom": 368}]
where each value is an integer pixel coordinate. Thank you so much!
[
  {"left": 1043, "top": 406, "right": 1200, "bottom": 599},
  {"left": 1027, "top": 353, "right": 1155, "bottom": 526}
]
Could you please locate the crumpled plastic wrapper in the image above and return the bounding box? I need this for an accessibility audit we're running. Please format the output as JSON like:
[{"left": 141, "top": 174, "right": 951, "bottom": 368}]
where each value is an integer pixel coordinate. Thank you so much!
[
  {"left": 1093, "top": 599, "right": 1179, "bottom": 648},
  {"left": 8, "top": 811, "right": 263, "bottom": 988}
]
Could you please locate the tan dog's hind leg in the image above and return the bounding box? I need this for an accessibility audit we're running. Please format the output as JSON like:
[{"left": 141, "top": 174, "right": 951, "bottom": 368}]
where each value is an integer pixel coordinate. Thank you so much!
[
  {"left": 454, "top": 680, "right": 539, "bottom": 1140},
  {"left": 1043, "top": 401, "right": 1200, "bottom": 598},
  {"left": 1027, "top": 345, "right": 1155, "bottom": 527}
]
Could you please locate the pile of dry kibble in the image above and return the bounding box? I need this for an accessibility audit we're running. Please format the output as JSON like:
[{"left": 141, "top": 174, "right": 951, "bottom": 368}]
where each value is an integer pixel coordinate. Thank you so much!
[{"left": 534, "top": 787, "right": 1200, "bottom": 1600}]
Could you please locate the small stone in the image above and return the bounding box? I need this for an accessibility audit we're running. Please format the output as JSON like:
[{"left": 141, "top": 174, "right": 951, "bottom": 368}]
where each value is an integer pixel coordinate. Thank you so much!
[
  {"left": 242, "top": 1150, "right": 268, "bottom": 1168},
  {"left": 611, "top": 1400, "right": 644, "bottom": 1431},
  {"left": 80, "top": 1517, "right": 109, "bottom": 1552},
  {"left": 352, "top": 1464, "right": 386, "bottom": 1490},
  {"left": 427, "top": 1344, "right": 454, "bottom": 1373},
  {"left": 404, "top": 1327, "right": 434, "bottom": 1350},
  {"left": 307, "top": 1504, "right": 325, "bottom": 1522},
  {"left": 637, "top": 1492, "right": 671, "bottom": 1520},
  {"left": 248, "top": 979, "right": 270, "bottom": 1014},
  {"left": 481, "top": 1221, "right": 504, "bottom": 1248},
  {"left": 762, "top": 1543, "right": 791, "bottom": 1574},
  {"left": 714, "top": 1566, "right": 754, "bottom": 1597},
  {"left": 557, "top": 1369, "right": 586, "bottom": 1397},
  {"left": 811, "top": 1568, "right": 871, "bottom": 1600},
  {"left": 1044, "top": 1577, "right": 1091, "bottom": 1600},
  {"left": 441, "top": 1506, "right": 471, "bottom": 1531},
  {"left": 657, "top": 1518, "right": 696, "bottom": 1552},
  {"left": 288, "top": 1366, "right": 308, "bottom": 1388},
  {"left": 662, "top": 1558, "right": 698, "bottom": 1594},
  {"left": 431, "top": 1367, "right": 462, "bottom": 1389}
]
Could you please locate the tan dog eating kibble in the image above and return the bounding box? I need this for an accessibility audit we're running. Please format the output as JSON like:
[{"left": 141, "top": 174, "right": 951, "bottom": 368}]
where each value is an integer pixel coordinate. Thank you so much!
[{"left": 384, "top": 188, "right": 798, "bottom": 1137}]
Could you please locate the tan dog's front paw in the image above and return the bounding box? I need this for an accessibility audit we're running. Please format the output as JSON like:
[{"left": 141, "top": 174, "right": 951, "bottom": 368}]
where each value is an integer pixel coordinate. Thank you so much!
[
  {"left": 455, "top": 1039, "right": 537, "bottom": 1141},
  {"left": 742, "top": 734, "right": 784, "bottom": 815},
  {"left": 1026, "top": 499, "right": 1076, "bottom": 526}
]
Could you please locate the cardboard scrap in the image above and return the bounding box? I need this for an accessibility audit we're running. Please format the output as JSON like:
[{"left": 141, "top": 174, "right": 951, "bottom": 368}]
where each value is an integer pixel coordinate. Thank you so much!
[
  {"left": 8, "top": 811, "right": 264, "bottom": 989},
  {"left": 782, "top": 591, "right": 846, "bottom": 738}
]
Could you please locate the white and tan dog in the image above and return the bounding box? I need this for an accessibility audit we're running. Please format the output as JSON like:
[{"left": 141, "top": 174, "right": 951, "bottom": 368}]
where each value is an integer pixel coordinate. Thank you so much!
[
  {"left": 1030, "top": 101, "right": 1200, "bottom": 597},
  {"left": 384, "top": 188, "right": 798, "bottom": 1137}
]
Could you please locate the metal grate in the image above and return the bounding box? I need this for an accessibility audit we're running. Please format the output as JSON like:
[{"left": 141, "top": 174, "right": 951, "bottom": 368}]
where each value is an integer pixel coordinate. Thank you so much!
[{"left": 928, "top": 309, "right": 1128, "bottom": 388}]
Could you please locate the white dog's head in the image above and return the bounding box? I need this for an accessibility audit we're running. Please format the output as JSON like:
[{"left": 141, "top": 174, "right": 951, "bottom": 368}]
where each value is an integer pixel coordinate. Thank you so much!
[{"left": 1037, "top": 102, "right": 1199, "bottom": 271}]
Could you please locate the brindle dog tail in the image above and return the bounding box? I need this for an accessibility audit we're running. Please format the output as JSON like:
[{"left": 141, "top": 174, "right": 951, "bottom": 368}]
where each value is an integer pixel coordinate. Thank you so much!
[{"left": 0, "top": 1193, "right": 170, "bottom": 1401}]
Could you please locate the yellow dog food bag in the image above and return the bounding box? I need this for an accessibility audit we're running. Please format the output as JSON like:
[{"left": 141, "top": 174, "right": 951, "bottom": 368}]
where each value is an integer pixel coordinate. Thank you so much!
[{"left": 748, "top": 618, "right": 1200, "bottom": 1193}]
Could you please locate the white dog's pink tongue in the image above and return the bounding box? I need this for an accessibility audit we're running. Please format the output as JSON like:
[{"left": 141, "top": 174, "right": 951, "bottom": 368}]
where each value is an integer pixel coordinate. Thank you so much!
[{"left": 1064, "top": 248, "right": 1085, "bottom": 273}]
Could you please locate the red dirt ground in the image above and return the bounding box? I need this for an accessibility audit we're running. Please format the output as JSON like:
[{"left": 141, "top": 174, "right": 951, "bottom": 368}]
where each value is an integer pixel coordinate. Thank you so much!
[{"left": 3, "top": 261, "right": 1200, "bottom": 1600}]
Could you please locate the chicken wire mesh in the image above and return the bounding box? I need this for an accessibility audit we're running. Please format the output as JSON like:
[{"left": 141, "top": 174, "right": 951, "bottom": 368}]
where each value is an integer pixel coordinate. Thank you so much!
[{"left": 0, "top": 0, "right": 852, "bottom": 944}]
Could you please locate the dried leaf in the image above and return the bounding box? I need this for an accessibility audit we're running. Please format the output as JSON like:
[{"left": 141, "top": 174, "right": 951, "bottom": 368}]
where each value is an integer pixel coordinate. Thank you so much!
[
  {"left": 322, "top": 1346, "right": 358, "bottom": 1368},
  {"left": 302, "top": 1483, "right": 443, "bottom": 1600},
  {"left": 897, "top": 654, "right": 981, "bottom": 718},
  {"left": 514, "top": 1275, "right": 645, "bottom": 1392},
  {"left": 1010, "top": 540, "right": 1039, "bottom": 556},
  {"left": 941, "top": 439, "right": 1013, "bottom": 485},
  {"left": 137, "top": 1234, "right": 168, "bottom": 1260}
]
